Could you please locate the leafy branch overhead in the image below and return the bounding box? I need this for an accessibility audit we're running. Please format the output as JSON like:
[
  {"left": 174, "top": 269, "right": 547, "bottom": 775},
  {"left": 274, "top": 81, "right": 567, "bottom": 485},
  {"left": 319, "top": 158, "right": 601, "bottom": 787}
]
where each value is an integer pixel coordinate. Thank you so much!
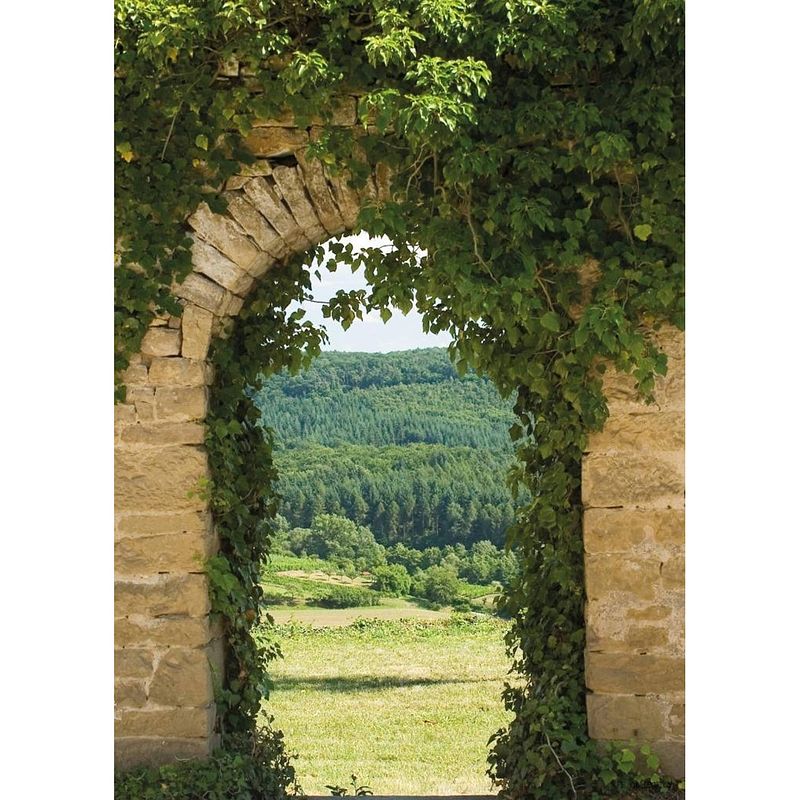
[{"left": 115, "top": 1, "right": 684, "bottom": 798}]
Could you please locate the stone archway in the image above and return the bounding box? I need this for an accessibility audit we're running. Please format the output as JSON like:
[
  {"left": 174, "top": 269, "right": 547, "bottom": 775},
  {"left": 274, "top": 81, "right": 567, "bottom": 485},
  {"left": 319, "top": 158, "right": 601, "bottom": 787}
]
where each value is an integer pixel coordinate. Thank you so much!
[{"left": 114, "top": 97, "right": 684, "bottom": 776}]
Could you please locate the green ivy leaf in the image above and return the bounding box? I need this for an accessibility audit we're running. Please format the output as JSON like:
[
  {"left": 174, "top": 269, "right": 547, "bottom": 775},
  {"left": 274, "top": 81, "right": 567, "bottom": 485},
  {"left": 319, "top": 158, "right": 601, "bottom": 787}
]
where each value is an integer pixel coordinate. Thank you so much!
[{"left": 540, "top": 311, "right": 561, "bottom": 332}]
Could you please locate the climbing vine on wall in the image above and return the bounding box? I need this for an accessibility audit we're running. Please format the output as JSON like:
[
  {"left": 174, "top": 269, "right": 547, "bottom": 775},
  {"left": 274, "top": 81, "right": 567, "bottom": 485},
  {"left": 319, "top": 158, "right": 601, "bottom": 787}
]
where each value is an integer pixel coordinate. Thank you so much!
[{"left": 115, "top": 2, "right": 684, "bottom": 797}]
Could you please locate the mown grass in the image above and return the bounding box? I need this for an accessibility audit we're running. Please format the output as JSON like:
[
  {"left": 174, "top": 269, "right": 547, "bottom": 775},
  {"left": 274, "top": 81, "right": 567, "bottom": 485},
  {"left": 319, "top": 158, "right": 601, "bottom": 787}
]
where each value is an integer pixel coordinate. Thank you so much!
[{"left": 261, "top": 616, "right": 513, "bottom": 795}]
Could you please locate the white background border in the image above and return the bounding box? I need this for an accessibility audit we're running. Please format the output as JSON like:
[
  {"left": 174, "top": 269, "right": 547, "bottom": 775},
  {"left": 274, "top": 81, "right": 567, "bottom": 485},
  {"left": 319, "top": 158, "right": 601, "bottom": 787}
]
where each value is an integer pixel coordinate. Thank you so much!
[{"left": 2, "top": 2, "right": 799, "bottom": 796}]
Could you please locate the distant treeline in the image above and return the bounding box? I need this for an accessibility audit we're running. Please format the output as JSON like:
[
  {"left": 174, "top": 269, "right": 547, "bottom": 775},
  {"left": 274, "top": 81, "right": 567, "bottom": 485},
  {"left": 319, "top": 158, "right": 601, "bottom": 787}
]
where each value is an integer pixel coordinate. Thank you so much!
[{"left": 254, "top": 348, "right": 522, "bottom": 550}]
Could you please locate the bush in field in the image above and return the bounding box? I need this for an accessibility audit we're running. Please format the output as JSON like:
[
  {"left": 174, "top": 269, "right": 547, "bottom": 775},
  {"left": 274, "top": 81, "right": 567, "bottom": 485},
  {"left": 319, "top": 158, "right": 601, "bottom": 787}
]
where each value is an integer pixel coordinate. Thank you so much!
[
  {"left": 370, "top": 564, "right": 411, "bottom": 596},
  {"left": 305, "top": 514, "right": 386, "bottom": 572},
  {"left": 462, "top": 540, "right": 519, "bottom": 585},
  {"left": 309, "top": 586, "right": 382, "bottom": 609},
  {"left": 385, "top": 543, "right": 423, "bottom": 573},
  {"left": 412, "top": 565, "right": 463, "bottom": 607}
]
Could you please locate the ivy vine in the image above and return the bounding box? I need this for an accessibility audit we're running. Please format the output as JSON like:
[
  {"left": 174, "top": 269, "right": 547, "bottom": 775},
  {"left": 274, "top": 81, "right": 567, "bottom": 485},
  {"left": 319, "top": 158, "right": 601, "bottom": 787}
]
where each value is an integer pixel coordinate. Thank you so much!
[{"left": 116, "top": 2, "right": 684, "bottom": 798}]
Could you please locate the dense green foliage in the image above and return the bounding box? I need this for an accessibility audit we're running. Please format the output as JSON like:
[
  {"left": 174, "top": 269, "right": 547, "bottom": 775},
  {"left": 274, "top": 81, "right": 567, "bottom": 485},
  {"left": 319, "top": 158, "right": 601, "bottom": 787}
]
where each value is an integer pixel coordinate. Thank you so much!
[
  {"left": 370, "top": 564, "right": 411, "bottom": 596},
  {"left": 411, "top": 564, "right": 463, "bottom": 607},
  {"left": 278, "top": 443, "right": 516, "bottom": 547},
  {"left": 294, "top": 513, "right": 386, "bottom": 571},
  {"left": 114, "top": 728, "right": 296, "bottom": 800},
  {"left": 255, "top": 348, "right": 515, "bottom": 449},
  {"left": 309, "top": 584, "right": 383, "bottom": 608},
  {"left": 275, "top": 512, "right": 517, "bottom": 587},
  {"left": 116, "top": 1, "right": 684, "bottom": 797},
  {"left": 257, "top": 348, "right": 520, "bottom": 548}
]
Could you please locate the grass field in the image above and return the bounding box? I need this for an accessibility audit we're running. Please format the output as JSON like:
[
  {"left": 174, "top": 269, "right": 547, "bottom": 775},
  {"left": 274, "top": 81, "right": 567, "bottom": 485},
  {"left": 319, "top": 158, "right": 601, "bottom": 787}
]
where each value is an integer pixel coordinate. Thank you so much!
[{"left": 261, "top": 616, "right": 513, "bottom": 795}]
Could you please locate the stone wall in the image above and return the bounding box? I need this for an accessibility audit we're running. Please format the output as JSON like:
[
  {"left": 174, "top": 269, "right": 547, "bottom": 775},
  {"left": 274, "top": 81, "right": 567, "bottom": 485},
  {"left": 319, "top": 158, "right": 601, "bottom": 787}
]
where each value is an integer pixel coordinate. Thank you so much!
[
  {"left": 115, "top": 95, "right": 685, "bottom": 776},
  {"left": 114, "top": 103, "right": 386, "bottom": 769},
  {"left": 583, "top": 326, "right": 685, "bottom": 777}
]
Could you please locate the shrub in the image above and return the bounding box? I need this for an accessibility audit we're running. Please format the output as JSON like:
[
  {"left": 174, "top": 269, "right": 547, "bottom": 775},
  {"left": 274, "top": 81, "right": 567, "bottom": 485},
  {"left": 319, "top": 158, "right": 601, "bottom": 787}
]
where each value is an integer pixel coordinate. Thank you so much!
[
  {"left": 309, "top": 585, "right": 382, "bottom": 608},
  {"left": 412, "top": 565, "right": 464, "bottom": 607},
  {"left": 304, "top": 515, "right": 386, "bottom": 572},
  {"left": 370, "top": 564, "right": 411, "bottom": 596}
]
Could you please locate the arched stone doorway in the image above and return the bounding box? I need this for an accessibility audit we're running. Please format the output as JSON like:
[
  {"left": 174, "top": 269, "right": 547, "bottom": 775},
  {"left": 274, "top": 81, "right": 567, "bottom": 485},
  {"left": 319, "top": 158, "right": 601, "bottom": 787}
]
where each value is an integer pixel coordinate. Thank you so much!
[{"left": 114, "top": 98, "right": 684, "bottom": 777}]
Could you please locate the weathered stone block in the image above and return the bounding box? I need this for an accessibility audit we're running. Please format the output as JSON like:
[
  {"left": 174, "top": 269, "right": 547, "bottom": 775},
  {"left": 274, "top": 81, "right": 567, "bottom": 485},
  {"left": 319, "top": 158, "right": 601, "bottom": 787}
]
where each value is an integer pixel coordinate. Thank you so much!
[
  {"left": 119, "top": 422, "right": 205, "bottom": 447},
  {"left": 147, "top": 357, "right": 212, "bottom": 388},
  {"left": 122, "top": 363, "right": 148, "bottom": 386},
  {"left": 154, "top": 387, "right": 208, "bottom": 422},
  {"left": 115, "top": 615, "right": 213, "bottom": 648},
  {"left": 115, "top": 446, "right": 208, "bottom": 512},
  {"left": 181, "top": 304, "right": 214, "bottom": 361},
  {"left": 225, "top": 175, "right": 250, "bottom": 191},
  {"left": 270, "top": 165, "right": 327, "bottom": 242},
  {"left": 149, "top": 648, "right": 214, "bottom": 706},
  {"left": 115, "top": 404, "right": 136, "bottom": 426},
  {"left": 115, "top": 531, "right": 212, "bottom": 575},
  {"left": 582, "top": 452, "right": 684, "bottom": 509},
  {"left": 208, "top": 635, "right": 226, "bottom": 682},
  {"left": 244, "top": 127, "right": 308, "bottom": 157},
  {"left": 601, "top": 326, "right": 684, "bottom": 414},
  {"left": 585, "top": 554, "right": 661, "bottom": 600},
  {"left": 141, "top": 328, "right": 182, "bottom": 358},
  {"left": 115, "top": 575, "right": 210, "bottom": 618},
  {"left": 116, "top": 511, "right": 211, "bottom": 539},
  {"left": 585, "top": 652, "right": 684, "bottom": 694},
  {"left": 173, "top": 272, "right": 228, "bottom": 315},
  {"left": 296, "top": 153, "right": 346, "bottom": 236},
  {"left": 126, "top": 386, "right": 156, "bottom": 421},
  {"left": 627, "top": 605, "right": 672, "bottom": 622},
  {"left": 252, "top": 97, "right": 356, "bottom": 128},
  {"left": 661, "top": 554, "right": 685, "bottom": 590},
  {"left": 326, "top": 169, "right": 362, "bottom": 229},
  {"left": 587, "top": 411, "right": 684, "bottom": 454},
  {"left": 375, "top": 162, "right": 393, "bottom": 202},
  {"left": 584, "top": 509, "right": 684, "bottom": 554},
  {"left": 652, "top": 740, "right": 685, "bottom": 779},
  {"left": 191, "top": 238, "right": 255, "bottom": 296},
  {"left": 188, "top": 202, "right": 266, "bottom": 274},
  {"left": 669, "top": 703, "right": 685, "bottom": 737},
  {"left": 586, "top": 619, "right": 669, "bottom": 653},
  {"left": 116, "top": 706, "right": 214, "bottom": 739},
  {"left": 222, "top": 292, "right": 244, "bottom": 317},
  {"left": 242, "top": 177, "right": 313, "bottom": 251},
  {"left": 115, "top": 648, "right": 154, "bottom": 679},
  {"left": 586, "top": 694, "right": 669, "bottom": 741},
  {"left": 223, "top": 193, "right": 286, "bottom": 261},
  {"left": 603, "top": 358, "right": 685, "bottom": 415},
  {"left": 114, "top": 737, "right": 213, "bottom": 770},
  {"left": 115, "top": 680, "right": 147, "bottom": 708}
]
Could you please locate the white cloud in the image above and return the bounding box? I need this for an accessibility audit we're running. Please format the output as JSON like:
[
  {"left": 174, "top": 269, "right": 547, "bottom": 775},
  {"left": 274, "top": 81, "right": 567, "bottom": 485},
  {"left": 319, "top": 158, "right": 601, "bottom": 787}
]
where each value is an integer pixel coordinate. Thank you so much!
[{"left": 295, "top": 235, "right": 452, "bottom": 353}]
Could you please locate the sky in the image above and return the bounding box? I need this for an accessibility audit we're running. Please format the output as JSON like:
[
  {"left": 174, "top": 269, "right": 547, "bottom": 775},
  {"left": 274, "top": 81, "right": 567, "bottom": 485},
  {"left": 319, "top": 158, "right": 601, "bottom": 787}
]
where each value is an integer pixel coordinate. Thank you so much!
[{"left": 293, "top": 232, "right": 453, "bottom": 353}]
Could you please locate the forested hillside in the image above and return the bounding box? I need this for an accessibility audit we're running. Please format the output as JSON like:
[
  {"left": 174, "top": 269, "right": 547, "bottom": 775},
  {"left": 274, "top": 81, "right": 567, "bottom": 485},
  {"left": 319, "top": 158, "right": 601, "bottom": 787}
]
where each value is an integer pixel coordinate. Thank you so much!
[{"left": 254, "top": 348, "right": 520, "bottom": 549}]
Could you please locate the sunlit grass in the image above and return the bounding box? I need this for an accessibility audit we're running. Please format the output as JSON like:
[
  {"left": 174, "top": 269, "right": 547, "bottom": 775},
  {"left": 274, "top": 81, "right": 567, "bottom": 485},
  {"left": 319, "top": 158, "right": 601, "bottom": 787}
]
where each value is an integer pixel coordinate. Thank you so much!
[{"left": 261, "top": 617, "right": 513, "bottom": 795}]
